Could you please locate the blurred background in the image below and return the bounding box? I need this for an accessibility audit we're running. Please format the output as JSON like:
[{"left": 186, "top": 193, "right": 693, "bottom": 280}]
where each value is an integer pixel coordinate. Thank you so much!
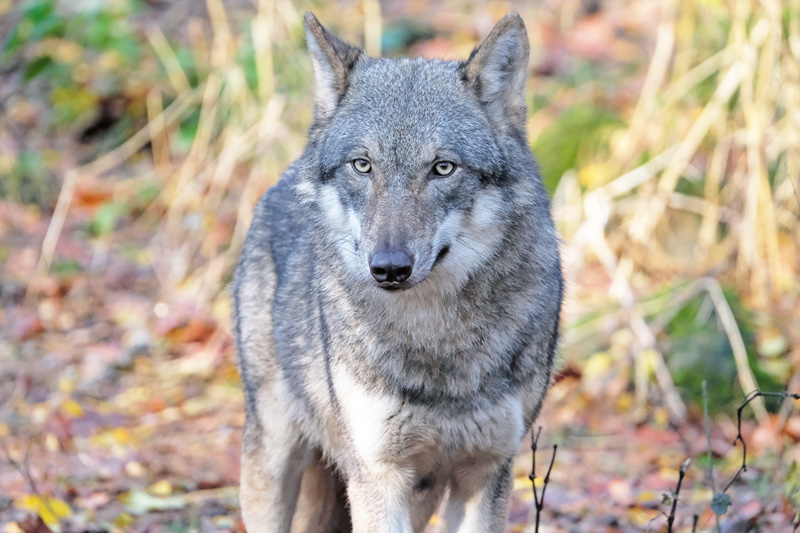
[{"left": 0, "top": 0, "right": 798, "bottom": 531}]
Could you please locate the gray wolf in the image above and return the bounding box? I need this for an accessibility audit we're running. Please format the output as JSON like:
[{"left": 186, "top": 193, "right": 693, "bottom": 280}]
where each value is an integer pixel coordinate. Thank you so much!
[{"left": 232, "top": 11, "right": 563, "bottom": 533}]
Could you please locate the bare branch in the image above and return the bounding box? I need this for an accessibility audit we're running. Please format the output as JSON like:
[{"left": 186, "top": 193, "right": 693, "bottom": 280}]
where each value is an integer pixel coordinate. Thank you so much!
[
  {"left": 529, "top": 426, "right": 558, "bottom": 533},
  {"left": 723, "top": 390, "right": 800, "bottom": 493},
  {"left": 703, "top": 381, "right": 722, "bottom": 532},
  {"left": 666, "top": 458, "right": 691, "bottom": 533}
]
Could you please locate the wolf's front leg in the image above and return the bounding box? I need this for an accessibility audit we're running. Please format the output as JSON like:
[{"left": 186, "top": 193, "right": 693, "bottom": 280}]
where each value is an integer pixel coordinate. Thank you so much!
[
  {"left": 346, "top": 471, "right": 415, "bottom": 533},
  {"left": 239, "top": 418, "right": 313, "bottom": 533},
  {"left": 444, "top": 458, "right": 513, "bottom": 533}
]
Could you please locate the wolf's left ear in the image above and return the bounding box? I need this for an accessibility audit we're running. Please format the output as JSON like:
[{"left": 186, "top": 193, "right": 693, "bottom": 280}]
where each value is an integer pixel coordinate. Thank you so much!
[
  {"left": 304, "top": 12, "right": 364, "bottom": 120},
  {"left": 462, "top": 13, "right": 530, "bottom": 133}
]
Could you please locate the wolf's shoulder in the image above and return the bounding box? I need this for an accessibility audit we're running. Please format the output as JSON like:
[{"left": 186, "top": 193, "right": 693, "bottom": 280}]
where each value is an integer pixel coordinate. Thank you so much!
[{"left": 239, "top": 165, "right": 310, "bottom": 282}]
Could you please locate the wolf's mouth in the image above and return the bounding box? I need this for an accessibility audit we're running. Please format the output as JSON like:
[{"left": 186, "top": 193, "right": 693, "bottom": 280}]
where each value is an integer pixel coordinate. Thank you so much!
[{"left": 378, "top": 282, "right": 409, "bottom": 291}]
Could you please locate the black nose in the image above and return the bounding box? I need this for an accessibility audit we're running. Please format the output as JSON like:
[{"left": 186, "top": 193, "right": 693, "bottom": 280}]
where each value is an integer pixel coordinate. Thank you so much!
[{"left": 369, "top": 248, "right": 414, "bottom": 283}]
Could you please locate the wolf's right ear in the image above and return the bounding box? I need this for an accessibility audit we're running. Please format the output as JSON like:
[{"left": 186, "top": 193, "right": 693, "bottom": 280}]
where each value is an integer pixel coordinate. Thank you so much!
[
  {"left": 462, "top": 13, "right": 530, "bottom": 134},
  {"left": 304, "top": 12, "right": 364, "bottom": 119}
]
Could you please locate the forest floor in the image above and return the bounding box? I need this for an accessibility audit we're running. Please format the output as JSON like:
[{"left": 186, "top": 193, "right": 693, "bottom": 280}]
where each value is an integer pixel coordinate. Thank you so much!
[{"left": 1, "top": 0, "right": 799, "bottom": 531}]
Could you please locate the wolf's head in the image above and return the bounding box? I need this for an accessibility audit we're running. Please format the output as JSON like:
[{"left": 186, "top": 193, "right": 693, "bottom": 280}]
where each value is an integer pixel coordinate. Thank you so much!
[{"left": 298, "top": 12, "right": 537, "bottom": 295}]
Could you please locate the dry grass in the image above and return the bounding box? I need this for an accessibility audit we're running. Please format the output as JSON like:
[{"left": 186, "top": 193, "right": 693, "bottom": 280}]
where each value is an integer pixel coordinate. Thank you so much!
[
  {"left": 553, "top": 0, "right": 800, "bottom": 418},
  {"left": 33, "top": 0, "right": 800, "bottom": 415}
]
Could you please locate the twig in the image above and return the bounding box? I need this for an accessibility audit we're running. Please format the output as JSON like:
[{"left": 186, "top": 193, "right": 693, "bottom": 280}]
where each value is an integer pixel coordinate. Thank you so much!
[
  {"left": 722, "top": 390, "right": 800, "bottom": 493},
  {"left": 666, "top": 458, "right": 690, "bottom": 533},
  {"left": 529, "top": 426, "right": 558, "bottom": 533},
  {"left": 703, "top": 381, "right": 723, "bottom": 533},
  {"left": 32, "top": 168, "right": 77, "bottom": 278}
]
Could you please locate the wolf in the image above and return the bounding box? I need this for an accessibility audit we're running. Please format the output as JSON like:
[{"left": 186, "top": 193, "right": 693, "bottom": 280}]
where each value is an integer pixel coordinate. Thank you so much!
[{"left": 232, "top": 11, "right": 563, "bottom": 533}]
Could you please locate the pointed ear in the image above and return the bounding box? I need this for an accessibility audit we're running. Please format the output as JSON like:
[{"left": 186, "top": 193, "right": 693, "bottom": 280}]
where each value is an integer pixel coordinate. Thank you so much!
[
  {"left": 462, "top": 13, "right": 530, "bottom": 132},
  {"left": 304, "top": 12, "right": 364, "bottom": 119}
]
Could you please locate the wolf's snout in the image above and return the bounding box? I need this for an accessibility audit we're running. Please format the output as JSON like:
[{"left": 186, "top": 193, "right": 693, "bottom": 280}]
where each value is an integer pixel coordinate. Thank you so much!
[{"left": 369, "top": 248, "right": 414, "bottom": 284}]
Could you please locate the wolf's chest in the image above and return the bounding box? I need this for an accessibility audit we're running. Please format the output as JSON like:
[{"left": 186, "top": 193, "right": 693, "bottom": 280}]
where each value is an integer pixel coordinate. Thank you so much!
[{"left": 331, "top": 363, "right": 524, "bottom": 475}]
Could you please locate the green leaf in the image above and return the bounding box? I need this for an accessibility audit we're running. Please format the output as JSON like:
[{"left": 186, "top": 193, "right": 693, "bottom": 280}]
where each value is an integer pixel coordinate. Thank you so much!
[
  {"left": 2, "top": 25, "right": 23, "bottom": 55},
  {"left": 22, "top": 55, "right": 53, "bottom": 81},
  {"left": 532, "top": 105, "right": 623, "bottom": 195},
  {"left": 52, "top": 259, "right": 82, "bottom": 277},
  {"left": 88, "top": 202, "right": 127, "bottom": 237},
  {"left": 122, "top": 489, "right": 186, "bottom": 515},
  {"left": 23, "top": 0, "right": 55, "bottom": 24},
  {"left": 29, "top": 16, "right": 66, "bottom": 42},
  {"left": 710, "top": 492, "right": 731, "bottom": 516}
]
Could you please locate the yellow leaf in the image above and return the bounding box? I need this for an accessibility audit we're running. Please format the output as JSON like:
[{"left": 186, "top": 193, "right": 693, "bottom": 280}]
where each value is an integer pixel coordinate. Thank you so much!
[
  {"left": 653, "top": 407, "right": 670, "bottom": 428},
  {"left": 114, "top": 512, "right": 133, "bottom": 528},
  {"left": 112, "top": 427, "right": 131, "bottom": 444},
  {"left": 148, "top": 479, "right": 173, "bottom": 496},
  {"left": 628, "top": 506, "right": 659, "bottom": 526},
  {"left": 512, "top": 475, "right": 532, "bottom": 491},
  {"left": 61, "top": 399, "right": 83, "bottom": 418},
  {"left": 579, "top": 163, "right": 610, "bottom": 188},
  {"left": 15, "top": 495, "right": 72, "bottom": 527},
  {"left": 616, "top": 392, "right": 633, "bottom": 412},
  {"left": 583, "top": 351, "right": 613, "bottom": 379},
  {"left": 636, "top": 490, "right": 660, "bottom": 503},
  {"left": 58, "top": 377, "right": 75, "bottom": 394}
]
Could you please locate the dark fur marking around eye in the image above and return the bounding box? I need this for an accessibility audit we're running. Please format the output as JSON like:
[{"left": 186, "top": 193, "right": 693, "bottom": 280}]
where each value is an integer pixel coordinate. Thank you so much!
[{"left": 321, "top": 167, "right": 337, "bottom": 183}]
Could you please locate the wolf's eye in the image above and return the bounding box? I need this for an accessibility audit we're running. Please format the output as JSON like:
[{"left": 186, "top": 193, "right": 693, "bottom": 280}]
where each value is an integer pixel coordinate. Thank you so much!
[
  {"left": 352, "top": 159, "right": 372, "bottom": 174},
  {"left": 432, "top": 161, "right": 456, "bottom": 177}
]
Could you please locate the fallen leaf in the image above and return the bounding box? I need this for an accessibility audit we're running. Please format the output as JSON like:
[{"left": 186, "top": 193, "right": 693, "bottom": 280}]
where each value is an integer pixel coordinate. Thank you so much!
[{"left": 14, "top": 495, "right": 72, "bottom": 528}]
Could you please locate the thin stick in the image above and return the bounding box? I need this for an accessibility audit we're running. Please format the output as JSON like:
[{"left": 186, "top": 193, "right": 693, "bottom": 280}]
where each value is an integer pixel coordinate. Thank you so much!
[
  {"left": 666, "top": 458, "right": 690, "bottom": 533},
  {"left": 529, "top": 426, "right": 558, "bottom": 533},
  {"left": 32, "top": 168, "right": 76, "bottom": 278},
  {"left": 703, "top": 381, "right": 722, "bottom": 532}
]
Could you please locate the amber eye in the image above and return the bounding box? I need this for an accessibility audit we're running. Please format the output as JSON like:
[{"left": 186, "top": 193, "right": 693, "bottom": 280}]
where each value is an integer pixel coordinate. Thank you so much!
[
  {"left": 432, "top": 161, "right": 456, "bottom": 177},
  {"left": 353, "top": 159, "right": 372, "bottom": 174}
]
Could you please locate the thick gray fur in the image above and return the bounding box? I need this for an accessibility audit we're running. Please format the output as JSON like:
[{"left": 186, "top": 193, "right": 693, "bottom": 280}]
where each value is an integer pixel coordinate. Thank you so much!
[{"left": 233, "top": 11, "right": 563, "bottom": 533}]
